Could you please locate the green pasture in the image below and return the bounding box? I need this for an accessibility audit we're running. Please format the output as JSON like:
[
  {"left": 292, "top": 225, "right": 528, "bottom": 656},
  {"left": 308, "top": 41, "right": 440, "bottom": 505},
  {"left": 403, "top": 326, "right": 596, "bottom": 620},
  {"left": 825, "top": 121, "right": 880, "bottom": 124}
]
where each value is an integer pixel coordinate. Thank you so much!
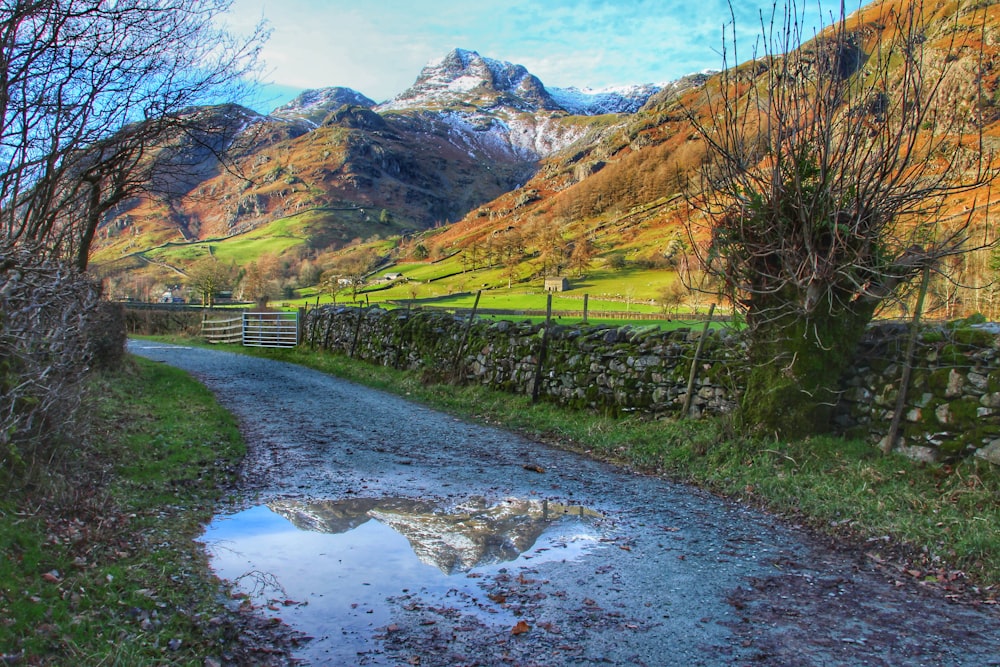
[
  {"left": 145, "top": 215, "right": 314, "bottom": 266},
  {"left": 278, "top": 258, "right": 720, "bottom": 331}
]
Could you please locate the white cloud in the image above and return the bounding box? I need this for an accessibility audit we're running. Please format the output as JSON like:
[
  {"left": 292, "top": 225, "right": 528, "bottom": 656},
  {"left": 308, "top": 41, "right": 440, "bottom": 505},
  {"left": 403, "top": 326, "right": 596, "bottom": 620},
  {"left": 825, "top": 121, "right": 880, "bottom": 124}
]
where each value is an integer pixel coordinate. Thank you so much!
[{"left": 225, "top": 0, "right": 844, "bottom": 108}]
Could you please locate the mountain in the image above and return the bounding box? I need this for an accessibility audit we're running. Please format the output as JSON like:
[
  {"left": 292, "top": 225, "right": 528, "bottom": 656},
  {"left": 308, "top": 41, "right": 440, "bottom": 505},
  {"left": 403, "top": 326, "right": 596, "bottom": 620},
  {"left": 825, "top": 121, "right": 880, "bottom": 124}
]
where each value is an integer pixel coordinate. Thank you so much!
[
  {"left": 95, "top": 0, "right": 999, "bottom": 317},
  {"left": 378, "top": 48, "right": 562, "bottom": 113},
  {"left": 547, "top": 84, "right": 663, "bottom": 115},
  {"left": 91, "top": 47, "right": 663, "bottom": 280},
  {"left": 271, "top": 87, "right": 376, "bottom": 127},
  {"left": 269, "top": 497, "right": 601, "bottom": 575}
]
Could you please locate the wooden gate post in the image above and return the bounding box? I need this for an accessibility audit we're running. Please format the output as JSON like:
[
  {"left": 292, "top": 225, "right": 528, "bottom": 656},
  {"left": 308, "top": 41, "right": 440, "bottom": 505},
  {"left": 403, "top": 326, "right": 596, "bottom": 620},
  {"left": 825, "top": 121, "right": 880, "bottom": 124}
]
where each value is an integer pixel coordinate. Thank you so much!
[
  {"left": 682, "top": 303, "right": 716, "bottom": 416},
  {"left": 884, "top": 267, "right": 931, "bottom": 455},
  {"left": 531, "top": 293, "right": 553, "bottom": 403},
  {"left": 349, "top": 303, "right": 364, "bottom": 358},
  {"left": 452, "top": 290, "right": 482, "bottom": 379}
]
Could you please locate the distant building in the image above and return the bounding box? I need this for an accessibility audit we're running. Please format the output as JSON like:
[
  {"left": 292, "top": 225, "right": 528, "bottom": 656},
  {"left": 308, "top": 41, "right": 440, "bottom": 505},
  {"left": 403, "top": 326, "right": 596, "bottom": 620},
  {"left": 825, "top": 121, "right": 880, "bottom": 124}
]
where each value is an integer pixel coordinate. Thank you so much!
[
  {"left": 544, "top": 276, "right": 569, "bottom": 292},
  {"left": 383, "top": 272, "right": 403, "bottom": 281},
  {"left": 159, "top": 290, "right": 185, "bottom": 304}
]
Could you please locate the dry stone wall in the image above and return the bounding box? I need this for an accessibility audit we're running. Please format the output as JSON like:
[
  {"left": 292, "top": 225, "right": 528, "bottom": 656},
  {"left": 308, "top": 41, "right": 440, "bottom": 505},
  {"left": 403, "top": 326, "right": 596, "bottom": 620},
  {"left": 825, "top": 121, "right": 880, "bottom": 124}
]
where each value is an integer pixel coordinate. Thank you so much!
[
  {"left": 303, "top": 306, "right": 1000, "bottom": 465},
  {"left": 837, "top": 321, "right": 1000, "bottom": 465}
]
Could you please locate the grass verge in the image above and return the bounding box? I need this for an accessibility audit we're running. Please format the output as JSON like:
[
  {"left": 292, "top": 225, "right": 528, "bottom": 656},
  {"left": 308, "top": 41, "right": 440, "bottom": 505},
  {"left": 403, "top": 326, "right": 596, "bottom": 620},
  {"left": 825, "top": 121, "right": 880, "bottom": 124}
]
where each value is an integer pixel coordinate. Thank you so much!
[
  {"left": 219, "top": 341, "right": 999, "bottom": 600},
  {"left": 0, "top": 357, "right": 292, "bottom": 664}
]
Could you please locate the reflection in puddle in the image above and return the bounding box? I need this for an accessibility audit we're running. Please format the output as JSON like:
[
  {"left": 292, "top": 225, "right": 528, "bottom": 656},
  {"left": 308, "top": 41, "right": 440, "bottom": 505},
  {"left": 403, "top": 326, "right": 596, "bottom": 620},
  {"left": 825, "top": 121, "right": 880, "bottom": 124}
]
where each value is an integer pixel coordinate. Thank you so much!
[
  {"left": 273, "top": 496, "right": 602, "bottom": 574},
  {"left": 201, "top": 497, "right": 604, "bottom": 663}
]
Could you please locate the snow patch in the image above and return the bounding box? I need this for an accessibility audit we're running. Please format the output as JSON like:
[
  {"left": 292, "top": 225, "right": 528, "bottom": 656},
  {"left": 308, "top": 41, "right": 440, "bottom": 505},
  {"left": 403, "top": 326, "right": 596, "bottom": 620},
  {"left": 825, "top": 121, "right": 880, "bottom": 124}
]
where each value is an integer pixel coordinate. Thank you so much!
[{"left": 548, "top": 84, "right": 662, "bottom": 115}]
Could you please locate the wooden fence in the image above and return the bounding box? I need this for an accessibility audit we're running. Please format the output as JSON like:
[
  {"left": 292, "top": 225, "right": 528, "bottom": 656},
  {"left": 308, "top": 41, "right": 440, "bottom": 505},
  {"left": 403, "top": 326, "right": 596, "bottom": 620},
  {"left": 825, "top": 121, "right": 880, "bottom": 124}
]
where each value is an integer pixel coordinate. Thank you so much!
[{"left": 200, "top": 314, "right": 243, "bottom": 344}]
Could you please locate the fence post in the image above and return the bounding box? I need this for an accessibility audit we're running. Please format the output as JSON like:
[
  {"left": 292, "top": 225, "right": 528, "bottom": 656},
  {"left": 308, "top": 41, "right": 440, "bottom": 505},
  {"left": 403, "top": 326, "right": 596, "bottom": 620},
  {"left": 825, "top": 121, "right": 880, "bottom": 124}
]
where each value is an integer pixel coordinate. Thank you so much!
[
  {"left": 452, "top": 290, "right": 482, "bottom": 379},
  {"left": 883, "top": 267, "right": 931, "bottom": 455},
  {"left": 349, "top": 304, "right": 364, "bottom": 359},
  {"left": 531, "top": 293, "right": 553, "bottom": 403},
  {"left": 583, "top": 294, "right": 589, "bottom": 324},
  {"left": 323, "top": 314, "right": 336, "bottom": 351},
  {"left": 310, "top": 309, "right": 322, "bottom": 350},
  {"left": 682, "top": 303, "right": 716, "bottom": 416}
]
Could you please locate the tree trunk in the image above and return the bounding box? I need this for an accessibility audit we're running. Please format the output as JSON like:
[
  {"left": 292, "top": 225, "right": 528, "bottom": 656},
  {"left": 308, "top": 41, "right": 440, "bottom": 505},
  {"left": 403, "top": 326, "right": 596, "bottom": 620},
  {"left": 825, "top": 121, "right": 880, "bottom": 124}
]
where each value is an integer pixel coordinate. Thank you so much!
[{"left": 740, "top": 301, "right": 875, "bottom": 439}]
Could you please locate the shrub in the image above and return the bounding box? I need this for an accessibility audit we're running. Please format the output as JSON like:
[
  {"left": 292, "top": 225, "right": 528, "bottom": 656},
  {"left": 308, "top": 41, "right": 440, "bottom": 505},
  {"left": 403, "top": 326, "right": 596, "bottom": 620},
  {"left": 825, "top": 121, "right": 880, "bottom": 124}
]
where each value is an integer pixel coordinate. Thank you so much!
[{"left": 0, "top": 246, "right": 123, "bottom": 486}]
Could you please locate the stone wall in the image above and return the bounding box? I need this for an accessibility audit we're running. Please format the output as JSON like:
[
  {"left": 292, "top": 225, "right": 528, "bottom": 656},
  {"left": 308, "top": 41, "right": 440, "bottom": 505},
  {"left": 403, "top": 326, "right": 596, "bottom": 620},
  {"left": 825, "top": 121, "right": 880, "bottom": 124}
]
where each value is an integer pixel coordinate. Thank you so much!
[
  {"left": 302, "top": 306, "right": 1000, "bottom": 464},
  {"left": 837, "top": 321, "right": 1000, "bottom": 465}
]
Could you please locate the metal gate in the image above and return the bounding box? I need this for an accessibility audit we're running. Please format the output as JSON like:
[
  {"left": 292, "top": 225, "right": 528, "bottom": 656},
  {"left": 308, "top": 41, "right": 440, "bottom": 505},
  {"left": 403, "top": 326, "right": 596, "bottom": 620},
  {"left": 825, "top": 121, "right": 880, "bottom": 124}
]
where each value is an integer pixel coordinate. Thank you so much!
[
  {"left": 202, "top": 311, "right": 299, "bottom": 348},
  {"left": 242, "top": 311, "right": 299, "bottom": 348}
]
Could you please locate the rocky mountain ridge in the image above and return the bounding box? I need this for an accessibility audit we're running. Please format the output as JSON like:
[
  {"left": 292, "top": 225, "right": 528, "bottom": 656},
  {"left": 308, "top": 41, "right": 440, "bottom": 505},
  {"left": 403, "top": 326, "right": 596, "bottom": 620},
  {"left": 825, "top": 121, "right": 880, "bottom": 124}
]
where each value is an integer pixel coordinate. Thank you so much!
[
  {"left": 92, "top": 46, "right": 669, "bottom": 270},
  {"left": 270, "top": 87, "right": 376, "bottom": 127}
]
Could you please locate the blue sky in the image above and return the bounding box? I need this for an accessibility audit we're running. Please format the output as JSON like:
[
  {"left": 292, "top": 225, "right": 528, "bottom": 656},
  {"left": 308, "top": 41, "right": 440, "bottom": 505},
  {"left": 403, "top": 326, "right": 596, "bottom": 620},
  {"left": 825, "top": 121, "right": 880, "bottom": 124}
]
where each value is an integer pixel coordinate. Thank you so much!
[{"left": 224, "top": 0, "right": 851, "bottom": 112}]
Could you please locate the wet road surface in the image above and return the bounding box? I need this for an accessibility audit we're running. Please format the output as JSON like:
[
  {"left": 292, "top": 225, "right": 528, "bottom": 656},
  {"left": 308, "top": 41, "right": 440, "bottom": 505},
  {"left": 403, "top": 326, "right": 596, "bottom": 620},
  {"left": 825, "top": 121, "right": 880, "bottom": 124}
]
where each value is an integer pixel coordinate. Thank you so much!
[{"left": 129, "top": 341, "right": 1000, "bottom": 666}]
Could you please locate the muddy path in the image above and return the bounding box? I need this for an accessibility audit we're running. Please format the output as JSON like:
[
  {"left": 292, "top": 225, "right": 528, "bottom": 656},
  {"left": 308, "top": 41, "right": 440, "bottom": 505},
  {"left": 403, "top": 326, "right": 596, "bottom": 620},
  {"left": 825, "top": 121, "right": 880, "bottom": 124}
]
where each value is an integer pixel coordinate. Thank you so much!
[{"left": 129, "top": 341, "right": 1000, "bottom": 666}]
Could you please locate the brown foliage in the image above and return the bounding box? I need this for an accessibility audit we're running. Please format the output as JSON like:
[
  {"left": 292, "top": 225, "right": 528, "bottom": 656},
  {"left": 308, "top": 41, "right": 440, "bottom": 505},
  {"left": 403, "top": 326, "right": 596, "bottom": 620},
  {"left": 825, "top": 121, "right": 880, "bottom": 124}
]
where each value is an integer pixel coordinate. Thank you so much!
[
  {"left": 0, "top": 245, "right": 124, "bottom": 486},
  {"left": 683, "top": 0, "right": 998, "bottom": 438}
]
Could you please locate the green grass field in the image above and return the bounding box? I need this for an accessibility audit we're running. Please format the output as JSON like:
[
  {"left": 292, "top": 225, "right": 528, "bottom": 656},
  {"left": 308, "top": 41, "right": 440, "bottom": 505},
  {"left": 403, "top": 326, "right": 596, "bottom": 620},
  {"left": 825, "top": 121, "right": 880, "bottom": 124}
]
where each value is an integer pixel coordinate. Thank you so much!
[{"left": 0, "top": 359, "right": 252, "bottom": 664}]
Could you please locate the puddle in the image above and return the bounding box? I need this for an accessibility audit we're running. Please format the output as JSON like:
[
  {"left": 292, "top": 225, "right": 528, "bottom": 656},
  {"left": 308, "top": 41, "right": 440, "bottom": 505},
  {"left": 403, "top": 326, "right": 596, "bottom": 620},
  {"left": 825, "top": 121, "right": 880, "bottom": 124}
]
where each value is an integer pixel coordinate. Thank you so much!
[{"left": 201, "top": 496, "right": 605, "bottom": 663}]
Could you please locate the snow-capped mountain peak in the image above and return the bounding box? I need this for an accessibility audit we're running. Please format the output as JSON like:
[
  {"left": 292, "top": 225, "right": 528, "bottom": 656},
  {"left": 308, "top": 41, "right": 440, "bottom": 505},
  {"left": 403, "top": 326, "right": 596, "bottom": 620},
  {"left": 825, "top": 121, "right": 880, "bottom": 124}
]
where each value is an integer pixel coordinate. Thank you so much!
[
  {"left": 378, "top": 48, "right": 558, "bottom": 113},
  {"left": 379, "top": 48, "right": 663, "bottom": 117},
  {"left": 271, "top": 87, "right": 376, "bottom": 126}
]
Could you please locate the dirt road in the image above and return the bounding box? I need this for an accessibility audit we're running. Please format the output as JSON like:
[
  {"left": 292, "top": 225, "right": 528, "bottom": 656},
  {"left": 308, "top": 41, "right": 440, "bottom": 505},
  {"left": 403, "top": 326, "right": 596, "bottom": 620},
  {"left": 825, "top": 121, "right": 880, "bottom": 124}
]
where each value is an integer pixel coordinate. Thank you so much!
[{"left": 130, "top": 341, "right": 1000, "bottom": 666}]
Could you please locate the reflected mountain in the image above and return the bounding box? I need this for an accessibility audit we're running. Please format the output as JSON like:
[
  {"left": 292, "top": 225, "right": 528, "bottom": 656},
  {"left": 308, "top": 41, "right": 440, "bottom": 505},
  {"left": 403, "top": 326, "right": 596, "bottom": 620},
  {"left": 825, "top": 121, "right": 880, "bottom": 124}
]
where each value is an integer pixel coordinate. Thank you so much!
[{"left": 269, "top": 497, "right": 602, "bottom": 574}]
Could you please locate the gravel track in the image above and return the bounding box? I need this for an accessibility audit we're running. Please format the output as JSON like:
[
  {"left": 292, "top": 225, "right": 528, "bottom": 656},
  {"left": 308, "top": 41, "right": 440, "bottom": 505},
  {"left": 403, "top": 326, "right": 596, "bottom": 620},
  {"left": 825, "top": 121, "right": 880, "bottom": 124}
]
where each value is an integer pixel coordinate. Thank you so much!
[{"left": 130, "top": 341, "right": 1000, "bottom": 667}]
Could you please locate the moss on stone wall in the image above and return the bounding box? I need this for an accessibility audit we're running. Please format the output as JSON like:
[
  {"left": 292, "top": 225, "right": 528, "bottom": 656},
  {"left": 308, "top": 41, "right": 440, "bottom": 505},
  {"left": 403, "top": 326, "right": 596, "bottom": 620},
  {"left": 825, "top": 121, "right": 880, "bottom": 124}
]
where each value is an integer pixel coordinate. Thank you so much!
[{"left": 303, "top": 306, "right": 999, "bottom": 464}]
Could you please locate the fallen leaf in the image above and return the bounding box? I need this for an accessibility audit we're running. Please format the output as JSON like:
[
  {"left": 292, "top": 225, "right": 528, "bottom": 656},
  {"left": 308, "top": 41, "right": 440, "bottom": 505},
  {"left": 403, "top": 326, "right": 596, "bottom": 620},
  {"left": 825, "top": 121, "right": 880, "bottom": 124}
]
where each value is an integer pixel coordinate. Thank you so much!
[
  {"left": 538, "top": 621, "right": 561, "bottom": 634},
  {"left": 511, "top": 620, "right": 531, "bottom": 635}
]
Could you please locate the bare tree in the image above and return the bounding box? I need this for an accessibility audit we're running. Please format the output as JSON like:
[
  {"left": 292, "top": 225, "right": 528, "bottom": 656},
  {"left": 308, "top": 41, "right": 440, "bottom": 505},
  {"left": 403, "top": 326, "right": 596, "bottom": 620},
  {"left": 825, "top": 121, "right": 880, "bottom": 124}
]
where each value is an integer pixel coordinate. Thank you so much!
[
  {"left": 331, "top": 248, "right": 377, "bottom": 303},
  {"left": 533, "top": 223, "right": 569, "bottom": 277},
  {"left": 0, "top": 0, "right": 265, "bottom": 270},
  {"left": 239, "top": 253, "right": 281, "bottom": 304},
  {"left": 568, "top": 237, "right": 596, "bottom": 277},
  {"left": 188, "top": 257, "right": 236, "bottom": 307},
  {"left": 659, "top": 281, "right": 687, "bottom": 316},
  {"left": 499, "top": 229, "right": 525, "bottom": 288},
  {"left": 683, "top": 1, "right": 996, "bottom": 438}
]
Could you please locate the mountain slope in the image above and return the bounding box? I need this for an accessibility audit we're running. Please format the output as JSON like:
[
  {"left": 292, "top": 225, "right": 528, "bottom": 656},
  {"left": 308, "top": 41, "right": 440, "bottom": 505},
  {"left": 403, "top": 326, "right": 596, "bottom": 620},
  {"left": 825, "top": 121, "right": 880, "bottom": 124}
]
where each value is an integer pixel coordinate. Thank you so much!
[
  {"left": 97, "top": 1, "right": 1000, "bottom": 321},
  {"left": 417, "top": 0, "right": 1000, "bottom": 319},
  {"left": 92, "top": 47, "right": 666, "bottom": 278}
]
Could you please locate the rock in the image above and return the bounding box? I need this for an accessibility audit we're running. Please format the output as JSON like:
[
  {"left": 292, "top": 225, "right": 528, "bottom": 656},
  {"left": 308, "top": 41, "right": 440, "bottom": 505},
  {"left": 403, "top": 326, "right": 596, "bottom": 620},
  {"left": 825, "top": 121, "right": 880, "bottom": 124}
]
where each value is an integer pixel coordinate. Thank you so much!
[
  {"left": 945, "top": 369, "right": 964, "bottom": 398},
  {"left": 974, "top": 440, "right": 1000, "bottom": 465},
  {"left": 898, "top": 445, "right": 937, "bottom": 463},
  {"left": 968, "top": 372, "right": 988, "bottom": 390},
  {"left": 981, "top": 392, "right": 1000, "bottom": 409},
  {"left": 878, "top": 434, "right": 903, "bottom": 453},
  {"left": 935, "top": 403, "right": 951, "bottom": 424}
]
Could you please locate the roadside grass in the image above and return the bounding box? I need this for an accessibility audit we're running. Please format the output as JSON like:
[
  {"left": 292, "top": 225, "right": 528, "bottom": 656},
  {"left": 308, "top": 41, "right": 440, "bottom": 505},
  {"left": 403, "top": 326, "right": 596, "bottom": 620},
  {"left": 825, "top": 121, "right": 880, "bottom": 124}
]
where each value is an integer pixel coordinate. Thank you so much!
[
  {"left": 0, "top": 357, "right": 253, "bottom": 664},
  {"left": 227, "top": 343, "right": 1000, "bottom": 596}
]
